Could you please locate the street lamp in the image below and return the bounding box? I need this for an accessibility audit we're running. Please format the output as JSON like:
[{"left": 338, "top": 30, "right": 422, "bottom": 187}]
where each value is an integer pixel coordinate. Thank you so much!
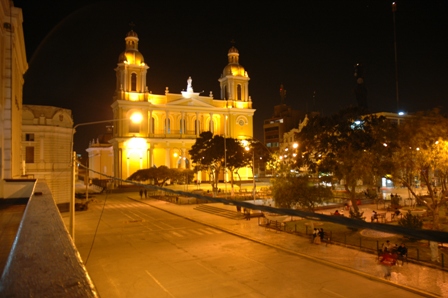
[
  {"left": 245, "top": 145, "right": 256, "bottom": 202},
  {"left": 70, "top": 113, "right": 142, "bottom": 240}
]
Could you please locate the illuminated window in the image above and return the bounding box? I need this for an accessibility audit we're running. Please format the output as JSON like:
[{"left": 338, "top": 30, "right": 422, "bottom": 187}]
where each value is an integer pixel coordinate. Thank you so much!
[
  {"left": 150, "top": 117, "right": 155, "bottom": 134},
  {"left": 131, "top": 73, "right": 137, "bottom": 91},
  {"left": 195, "top": 119, "right": 200, "bottom": 134},
  {"left": 25, "top": 133, "right": 34, "bottom": 141},
  {"left": 26, "top": 146, "right": 34, "bottom": 163},
  {"left": 180, "top": 119, "right": 186, "bottom": 134},
  {"left": 224, "top": 85, "right": 228, "bottom": 100},
  {"left": 166, "top": 118, "right": 171, "bottom": 133}
]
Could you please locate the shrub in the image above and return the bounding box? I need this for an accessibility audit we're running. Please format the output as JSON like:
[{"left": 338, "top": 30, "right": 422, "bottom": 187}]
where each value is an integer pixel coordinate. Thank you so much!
[{"left": 398, "top": 210, "right": 423, "bottom": 229}]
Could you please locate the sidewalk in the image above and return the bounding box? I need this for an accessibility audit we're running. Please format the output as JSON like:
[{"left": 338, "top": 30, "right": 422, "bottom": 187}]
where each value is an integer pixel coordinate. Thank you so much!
[{"left": 135, "top": 196, "right": 448, "bottom": 298}]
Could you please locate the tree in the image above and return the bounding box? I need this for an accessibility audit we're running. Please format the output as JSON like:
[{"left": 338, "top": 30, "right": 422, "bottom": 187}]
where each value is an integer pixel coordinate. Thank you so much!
[
  {"left": 296, "top": 107, "right": 396, "bottom": 212},
  {"left": 271, "top": 176, "right": 333, "bottom": 212},
  {"left": 389, "top": 109, "right": 448, "bottom": 230},
  {"left": 128, "top": 166, "right": 193, "bottom": 187},
  {"left": 189, "top": 132, "right": 252, "bottom": 195}
]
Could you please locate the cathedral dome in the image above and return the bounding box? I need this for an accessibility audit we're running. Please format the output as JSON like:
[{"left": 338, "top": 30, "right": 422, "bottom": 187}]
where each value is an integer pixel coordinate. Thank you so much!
[
  {"left": 126, "top": 30, "right": 138, "bottom": 38},
  {"left": 222, "top": 46, "right": 247, "bottom": 77},
  {"left": 118, "top": 50, "right": 145, "bottom": 64},
  {"left": 118, "top": 30, "right": 145, "bottom": 65}
]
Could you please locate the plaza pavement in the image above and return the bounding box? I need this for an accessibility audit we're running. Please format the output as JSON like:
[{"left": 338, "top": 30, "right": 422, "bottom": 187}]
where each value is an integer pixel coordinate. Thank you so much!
[{"left": 129, "top": 193, "right": 448, "bottom": 298}]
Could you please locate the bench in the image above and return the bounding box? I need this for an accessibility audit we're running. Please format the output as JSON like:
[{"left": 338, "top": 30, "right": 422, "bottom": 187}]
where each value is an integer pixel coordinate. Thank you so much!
[{"left": 372, "top": 212, "right": 386, "bottom": 223}]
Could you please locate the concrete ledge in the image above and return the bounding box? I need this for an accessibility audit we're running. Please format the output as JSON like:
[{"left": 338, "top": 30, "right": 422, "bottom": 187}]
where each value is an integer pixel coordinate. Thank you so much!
[{"left": 0, "top": 181, "right": 98, "bottom": 297}]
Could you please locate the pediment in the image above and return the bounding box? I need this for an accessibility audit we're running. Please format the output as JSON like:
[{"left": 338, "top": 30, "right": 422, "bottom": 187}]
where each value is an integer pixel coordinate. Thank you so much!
[{"left": 167, "top": 97, "right": 214, "bottom": 108}]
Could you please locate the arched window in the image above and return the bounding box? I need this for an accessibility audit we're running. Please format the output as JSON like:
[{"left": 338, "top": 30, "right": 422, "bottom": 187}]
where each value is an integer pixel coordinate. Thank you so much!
[
  {"left": 150, "top": 117, "right": 155, "bottom": 134},
  {"left": 223, "top": 85, "right": 228, "bottom": 99},
  {"left": 131, "top": 73, "right": 137, "bottom": 91},
  {"left": 237, "top": 84, "right": 242, "bottom": 100},
  {"left": 166, "top": 118, "right": 171, "bottom": 133},
  {"left": 180, "top": 119, "right": 186, "bottom": 134},
  {"left": 195, "top": 119, "right": 201, "bottom": 135}
]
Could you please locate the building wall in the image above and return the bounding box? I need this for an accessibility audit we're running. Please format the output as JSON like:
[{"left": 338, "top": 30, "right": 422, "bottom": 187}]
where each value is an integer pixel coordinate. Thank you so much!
[
  {"left": 86, "top": 145, "right": 114, "bottom": 180},
  {"left": 0, "top": 1, "right": 28, "bottom": 184},
  {"left": 22, "top": 105, "right": 73, "bottom": 208}
]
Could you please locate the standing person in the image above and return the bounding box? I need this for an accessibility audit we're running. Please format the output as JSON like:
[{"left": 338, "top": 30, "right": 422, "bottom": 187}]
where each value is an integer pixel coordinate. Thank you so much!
[
  {"left": 382, "top": 240, "right": 392, "bottom": 252},
  {"left": 313, "top": 229, "right": 321, "bottom": 245},
  {"left": 396, "top": 243, "right": 407, "bottom": 264},
  {"left": 144, "top": 189, "right": 147, "bottom": 199},
  {"left": 139, "top": 189, "right": 143, "bottom": 199},
  {"left": 319, "top": 228, "right": 324, "bottom": 242},
  {"left": 312, "top": 228, "right": 317, "bottom": 242},
  {"left": 378, "top": 251, "right": 396, "bottom": 279}
]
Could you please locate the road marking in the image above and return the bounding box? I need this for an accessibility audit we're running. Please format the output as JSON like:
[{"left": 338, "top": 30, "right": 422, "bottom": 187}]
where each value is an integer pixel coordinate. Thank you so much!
[
  {"left": 145, "top": 270, "right": 175, "bottom": 297},
  {"left": 190, "top": 230, "right": 203, "bottom": 235},
  {"left": 205, "top": 227, "right": 222, "bottom": 234},
  {"left": 321, "top": 288, "right": 346, "bottom": 297},
  {"left": 198, "top": 228, "right": 213, "bottom": 235},
  {"left": 170, "top": 231, "right": 183, "bottom": 237}
]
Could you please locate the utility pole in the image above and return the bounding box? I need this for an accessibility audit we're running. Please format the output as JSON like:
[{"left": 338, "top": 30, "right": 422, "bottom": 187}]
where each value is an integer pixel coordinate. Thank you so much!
[{"left": 392, "top": 2, "right": 399, "bottom": 112}]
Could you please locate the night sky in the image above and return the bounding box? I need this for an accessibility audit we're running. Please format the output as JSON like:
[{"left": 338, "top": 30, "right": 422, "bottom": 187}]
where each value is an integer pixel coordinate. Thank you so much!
[{"left": 13, "top": 0, "right": 448, "bottom": 155}]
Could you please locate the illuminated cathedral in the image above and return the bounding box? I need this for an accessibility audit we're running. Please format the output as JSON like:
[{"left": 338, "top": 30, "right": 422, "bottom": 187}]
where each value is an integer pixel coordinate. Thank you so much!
[{"left": 89, "top": 30, "right": 255, "bottom": 184}]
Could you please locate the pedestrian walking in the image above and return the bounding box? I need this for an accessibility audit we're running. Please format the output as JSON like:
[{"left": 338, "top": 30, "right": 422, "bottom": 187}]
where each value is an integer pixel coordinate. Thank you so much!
[
  {"left": 312, "top": 228, "right": 317, "bottom": 242},
  {"left": 144, "top": 189, "right": 147, "bottom": 198},
  {"left": 139, "top": 189, "right": 143, "bottom": 199},
  {"left": 378, "top": 251, "right": 396, "bottom": 279},
  {"left": 313, "top": 229, "right": 321, "bottom": 245},
  {"left": 319, "top": 228, "right": 324, "bottom": 242}
]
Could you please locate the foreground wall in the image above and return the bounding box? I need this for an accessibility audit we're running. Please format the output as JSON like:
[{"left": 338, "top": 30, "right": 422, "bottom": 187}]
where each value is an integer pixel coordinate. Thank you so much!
[{"left": 0, "top": 180, "right": 98, "bottom": 297}]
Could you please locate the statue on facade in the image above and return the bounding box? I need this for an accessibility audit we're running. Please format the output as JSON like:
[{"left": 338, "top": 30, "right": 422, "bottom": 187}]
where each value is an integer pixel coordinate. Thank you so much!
[{"left": 187, "top": 76, "right": 193, "bottom": 92}]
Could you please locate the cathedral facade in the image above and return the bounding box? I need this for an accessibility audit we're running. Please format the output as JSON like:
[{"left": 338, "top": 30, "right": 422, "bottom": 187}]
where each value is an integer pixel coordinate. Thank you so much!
[{"left": 107, "top": 30, "right": 255, "bottom": 184}]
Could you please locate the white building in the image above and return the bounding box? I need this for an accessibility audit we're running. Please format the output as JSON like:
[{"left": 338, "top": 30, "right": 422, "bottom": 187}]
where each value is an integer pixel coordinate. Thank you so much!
[
  {"left": 22, "top": 105, "right": 73, "bottom": 209},
  {"left": 0, "top": 0, "right": 28, "bottom": 199}
]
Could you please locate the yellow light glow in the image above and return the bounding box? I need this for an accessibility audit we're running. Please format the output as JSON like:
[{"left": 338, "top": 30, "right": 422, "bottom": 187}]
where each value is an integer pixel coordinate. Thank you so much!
[
  {"left": 293, "top": 143, "right": 298, "bottom": 149},
  {"left": 129, "top": 93, "right": 139, "bottom": 101},
  {"left": 130, "top": 112, "right": 143, "bottom": 123},
  {"left": 127, "top": 137, "right": 146, "bottom": 150},
  {"left": 173, "top": 152, "right": 178, "bottom": 158}
]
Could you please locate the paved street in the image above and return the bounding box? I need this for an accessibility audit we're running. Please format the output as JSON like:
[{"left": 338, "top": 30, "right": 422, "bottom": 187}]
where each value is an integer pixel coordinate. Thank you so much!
[{"left": 61, "top": 192, "right": 443, "bottom": 297}]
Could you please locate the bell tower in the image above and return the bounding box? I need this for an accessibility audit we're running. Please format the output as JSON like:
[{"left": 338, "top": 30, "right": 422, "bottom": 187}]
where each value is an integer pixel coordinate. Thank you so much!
[
  {"left": 114, "top": 30, "right": 149, "bottom": 101},
  {"left": 218, "top": 45, "right": 250, "bottom": 102}
]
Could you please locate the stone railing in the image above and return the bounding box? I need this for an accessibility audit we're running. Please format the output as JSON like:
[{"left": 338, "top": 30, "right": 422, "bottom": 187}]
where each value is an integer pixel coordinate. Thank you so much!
[{"left": 0, "top": 180, "right": 98, "bottom": 297}]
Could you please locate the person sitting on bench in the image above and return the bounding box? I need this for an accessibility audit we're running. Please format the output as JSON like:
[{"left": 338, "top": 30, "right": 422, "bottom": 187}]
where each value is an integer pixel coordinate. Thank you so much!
[{"left": 396, "top": 243, "right": 407, "bottom": 264}]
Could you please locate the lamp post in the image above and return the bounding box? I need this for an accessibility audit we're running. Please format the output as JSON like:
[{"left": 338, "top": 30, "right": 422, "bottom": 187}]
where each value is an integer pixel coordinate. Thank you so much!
[
  {"left": 70, "top": 114, "right": 142, "bottom": 240},
  {"left": 392, "top": 1, "right": 399, "bottom": 112},
  {"left": 245, "top": 145, "right": 256, "bottom": 202}
]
